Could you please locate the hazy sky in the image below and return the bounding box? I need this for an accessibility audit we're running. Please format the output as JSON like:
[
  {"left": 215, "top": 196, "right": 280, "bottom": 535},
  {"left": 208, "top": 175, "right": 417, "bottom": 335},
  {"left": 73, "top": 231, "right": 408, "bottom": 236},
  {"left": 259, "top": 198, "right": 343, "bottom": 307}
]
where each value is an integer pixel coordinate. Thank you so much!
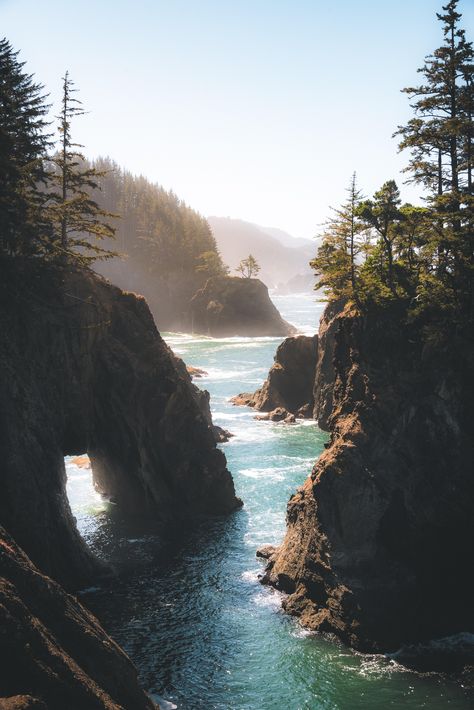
[{"left": 2, "top": 0, "right": 474, "bottom": 239}]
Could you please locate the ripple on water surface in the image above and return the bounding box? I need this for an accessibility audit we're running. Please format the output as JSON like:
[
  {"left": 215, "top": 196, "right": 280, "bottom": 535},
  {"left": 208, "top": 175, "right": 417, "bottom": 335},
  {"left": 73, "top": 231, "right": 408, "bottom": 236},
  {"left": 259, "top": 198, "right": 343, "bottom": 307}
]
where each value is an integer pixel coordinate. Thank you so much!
[{"left": 67, "top": 294, "right": 472, "bottom": 709}]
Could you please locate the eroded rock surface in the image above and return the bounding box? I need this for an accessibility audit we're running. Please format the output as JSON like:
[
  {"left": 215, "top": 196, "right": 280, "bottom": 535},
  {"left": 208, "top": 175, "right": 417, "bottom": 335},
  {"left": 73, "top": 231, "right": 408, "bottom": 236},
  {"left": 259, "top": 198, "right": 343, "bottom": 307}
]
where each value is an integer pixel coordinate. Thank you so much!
[
  {"left": 190, "top": 276, "right": 296, "bottom": 337},
  {"left": 0, "top": 525, "right": 155, "bottom": 710},
  {"left": 0, "top": 262, "right": 240, "bottom": 588},
  {"left": 262, "top": 304, "right": 474, "bottom": 652}
]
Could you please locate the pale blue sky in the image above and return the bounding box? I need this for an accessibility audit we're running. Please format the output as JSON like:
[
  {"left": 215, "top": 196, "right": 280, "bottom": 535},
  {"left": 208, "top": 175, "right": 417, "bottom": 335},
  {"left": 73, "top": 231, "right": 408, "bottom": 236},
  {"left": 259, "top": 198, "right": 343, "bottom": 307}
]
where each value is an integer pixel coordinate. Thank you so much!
[{"left": 2, "top": 0, "right": 473, "bottom": 238}]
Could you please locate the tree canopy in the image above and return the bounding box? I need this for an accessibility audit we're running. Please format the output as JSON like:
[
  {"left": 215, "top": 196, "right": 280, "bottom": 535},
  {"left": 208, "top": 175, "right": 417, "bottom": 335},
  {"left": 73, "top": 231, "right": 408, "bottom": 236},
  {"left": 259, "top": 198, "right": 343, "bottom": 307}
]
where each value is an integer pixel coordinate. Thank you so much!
[{"left": 312, "top": 0, "right": 474, "bottom": 338}]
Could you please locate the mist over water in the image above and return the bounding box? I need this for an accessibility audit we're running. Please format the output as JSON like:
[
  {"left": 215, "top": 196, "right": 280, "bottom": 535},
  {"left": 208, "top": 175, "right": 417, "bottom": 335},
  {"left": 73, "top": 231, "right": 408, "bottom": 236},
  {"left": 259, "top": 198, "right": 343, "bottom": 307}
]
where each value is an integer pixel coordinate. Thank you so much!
[{"left": 66, "top": 292, "right": 472, "bottom": 709}]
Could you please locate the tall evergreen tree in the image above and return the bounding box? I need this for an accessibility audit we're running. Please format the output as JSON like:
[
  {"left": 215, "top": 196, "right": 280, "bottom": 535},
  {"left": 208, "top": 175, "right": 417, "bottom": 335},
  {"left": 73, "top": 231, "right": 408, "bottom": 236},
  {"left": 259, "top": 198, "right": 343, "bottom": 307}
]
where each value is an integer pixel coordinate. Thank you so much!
[
  {"left": 48, "top": 72, "right": 115, "bottom": 263},
  {"left": 358, "top": 180, "right": 402, "bottom": 291},
  {"left": 396, "top": 0, "right": 473, "bottom": 195},
  {"left": 311, "top": 173, "right": 365, "bottom": 300},
  {"left": 397, "top": 1, "right": 474, "bottom": 319},
  {"left": 0, "top": 38, "right": 51, "bottom": 256}
]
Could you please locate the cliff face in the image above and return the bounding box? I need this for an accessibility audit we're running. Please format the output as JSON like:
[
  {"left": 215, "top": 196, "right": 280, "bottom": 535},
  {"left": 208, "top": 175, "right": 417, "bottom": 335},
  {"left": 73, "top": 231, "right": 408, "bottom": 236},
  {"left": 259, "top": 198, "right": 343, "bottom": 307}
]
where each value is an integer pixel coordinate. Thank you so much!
[
  {"left": 263, "top": 304, "right": 474, "bottom": 651},
  {"left": 0, "top": 261, "right": 240, "bottom": 589},
  {"left": 311, "top": 299, "right": 341, "bottom": 428},
  {"left": 190, "top": 277, "right": 295, "bottom": 337},
  {"left": 0, "top": 525, "right": 155, "bottom": 710}
]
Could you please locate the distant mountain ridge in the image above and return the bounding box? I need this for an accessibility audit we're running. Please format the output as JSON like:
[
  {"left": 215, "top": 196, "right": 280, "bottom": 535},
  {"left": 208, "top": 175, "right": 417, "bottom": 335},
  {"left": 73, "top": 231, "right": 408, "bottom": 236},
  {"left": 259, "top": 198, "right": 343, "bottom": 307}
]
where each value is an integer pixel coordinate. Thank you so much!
[{"left": 208, "top": 216, "right": 318, "bottom": 290}]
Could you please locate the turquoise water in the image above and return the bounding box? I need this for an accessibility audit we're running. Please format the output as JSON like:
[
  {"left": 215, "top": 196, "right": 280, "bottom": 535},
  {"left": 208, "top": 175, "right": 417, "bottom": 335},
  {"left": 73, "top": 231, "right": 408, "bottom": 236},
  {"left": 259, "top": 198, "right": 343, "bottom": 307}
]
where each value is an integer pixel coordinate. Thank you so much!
[{"left": 67, "top": 292, "right": 472, "bottom": 709}]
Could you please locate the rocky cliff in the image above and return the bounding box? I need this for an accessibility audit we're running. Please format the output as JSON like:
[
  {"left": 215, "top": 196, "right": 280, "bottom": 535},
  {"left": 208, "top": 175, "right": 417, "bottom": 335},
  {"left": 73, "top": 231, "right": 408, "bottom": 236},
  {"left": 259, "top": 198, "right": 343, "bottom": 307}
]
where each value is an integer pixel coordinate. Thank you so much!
[
  {"left": 231, "top": 302, "right": 340, "bottom": 423},
  {"left": 262, "top": 303, "right": 474, "bottom": 651},
  {"left": 0, "top": 260, "right": 240, "bottom": 589},
  {"left": 190, "top": 277, "right": 295, "bottom": 337},
  {"left": 0, "top": 525, "right": 155, "bottom": 710},
  {"left": 232, "top": 335, "right": 318, "bottom": 419}
]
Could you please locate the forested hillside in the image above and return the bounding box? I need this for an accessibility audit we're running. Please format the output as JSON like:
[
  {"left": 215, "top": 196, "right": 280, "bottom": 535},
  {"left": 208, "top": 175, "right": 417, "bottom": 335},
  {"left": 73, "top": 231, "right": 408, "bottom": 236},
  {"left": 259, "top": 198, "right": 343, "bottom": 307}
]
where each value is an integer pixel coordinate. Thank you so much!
[{"left": 90, "top": 158, "right": 228, "bottom": 329}]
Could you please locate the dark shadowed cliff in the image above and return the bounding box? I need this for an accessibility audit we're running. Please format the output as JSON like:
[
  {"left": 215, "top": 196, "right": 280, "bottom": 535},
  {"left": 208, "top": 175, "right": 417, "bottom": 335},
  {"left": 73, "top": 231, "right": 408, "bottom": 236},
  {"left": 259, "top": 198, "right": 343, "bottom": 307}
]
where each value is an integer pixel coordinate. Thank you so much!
[
  {"left": 262, "top": 303, "right": 474, "bottom": 651},
  {"left": 0, "top": 525, "right": 156, "bottom": 710},
  {"left": 0, "top": 260, "right": 240, "bottom": 589}
]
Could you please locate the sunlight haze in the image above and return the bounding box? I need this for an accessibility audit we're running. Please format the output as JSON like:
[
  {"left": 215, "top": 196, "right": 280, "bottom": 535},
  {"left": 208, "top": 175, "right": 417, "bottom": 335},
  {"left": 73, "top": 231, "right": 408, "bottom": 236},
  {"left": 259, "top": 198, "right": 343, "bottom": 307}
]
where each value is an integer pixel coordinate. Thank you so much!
[{"left": 2, "top": 0, "right": 474, "bottom": 238}]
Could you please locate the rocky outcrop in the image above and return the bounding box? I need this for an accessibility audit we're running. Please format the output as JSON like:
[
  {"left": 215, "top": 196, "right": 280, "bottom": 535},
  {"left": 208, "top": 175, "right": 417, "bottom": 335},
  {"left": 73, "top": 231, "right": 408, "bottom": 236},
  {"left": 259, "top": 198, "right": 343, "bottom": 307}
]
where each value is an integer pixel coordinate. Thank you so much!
[
  {"left": 231, "top": 303, "right": 342, "bottom": 424},
  {"left": 190, "top": 276, "right": 296, "bottom": 337},
  {"left": 0, "top": 525, "right": 155, "bottom": 710},
  {"left": 0, "top": 261, "right": 240, "bottom": 589},
  {"left": 233, "top": 335, "right": 318, "bottom": 418},
  {"left": 262, "top": 304, "right": 474, "bottom": 652}
]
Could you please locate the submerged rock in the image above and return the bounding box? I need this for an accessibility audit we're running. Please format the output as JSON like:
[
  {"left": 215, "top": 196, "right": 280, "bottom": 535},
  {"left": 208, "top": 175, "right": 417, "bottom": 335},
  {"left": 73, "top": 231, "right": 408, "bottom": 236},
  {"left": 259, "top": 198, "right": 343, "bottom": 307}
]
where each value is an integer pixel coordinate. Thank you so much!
[
  {"left": 0, "top": 525, "right": 155, "bottom": 710},
  {"left": 262, "top": 303, "right": 474, "bottom": 653},
  {"left": 190, "top": 276, "right": 296, "bottom": 337},
  {"left": 0, "top": 262, "right": 240, "bottom": 589}
]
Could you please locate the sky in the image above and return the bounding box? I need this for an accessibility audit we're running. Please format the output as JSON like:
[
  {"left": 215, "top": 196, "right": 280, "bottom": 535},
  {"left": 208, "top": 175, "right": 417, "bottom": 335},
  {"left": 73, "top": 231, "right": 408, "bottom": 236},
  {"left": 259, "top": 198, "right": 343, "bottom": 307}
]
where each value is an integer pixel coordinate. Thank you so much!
[{"left": 2, "top": 0, "right": 474, "bottom": 240}]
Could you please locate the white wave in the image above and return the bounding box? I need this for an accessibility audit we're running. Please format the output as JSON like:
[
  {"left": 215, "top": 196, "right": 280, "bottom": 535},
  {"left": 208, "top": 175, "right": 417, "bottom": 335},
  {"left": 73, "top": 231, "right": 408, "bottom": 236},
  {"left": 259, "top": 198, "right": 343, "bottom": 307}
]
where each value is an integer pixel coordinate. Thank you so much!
[
  {"left": 290, "top": 625, "right": 316, "bottom": 639},
  {"left": 240, "top": 467, "right": 286, "bottom": 481},
  {"left": 149, "top": 695, "right": 178, "bottom": 710},
  {"left": 241, "top": 569, "right": 261, "bottom": 583},
  {"left": 211, "top": 411, "right": 255, "bottom": 420},
  {"left": 227, "top": 427, "right": 280, "bottom": 443},
  {"left": 251, "top": 589, "right": 283, "bottom": 609}
]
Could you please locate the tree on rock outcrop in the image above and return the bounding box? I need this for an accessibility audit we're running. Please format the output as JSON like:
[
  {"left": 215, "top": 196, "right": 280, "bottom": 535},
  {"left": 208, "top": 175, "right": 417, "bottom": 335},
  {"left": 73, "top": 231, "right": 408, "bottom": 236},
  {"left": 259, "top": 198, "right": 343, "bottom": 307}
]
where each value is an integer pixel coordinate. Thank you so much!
[{"left": 236, "top": 254, "right": 260, "bottom": 278}]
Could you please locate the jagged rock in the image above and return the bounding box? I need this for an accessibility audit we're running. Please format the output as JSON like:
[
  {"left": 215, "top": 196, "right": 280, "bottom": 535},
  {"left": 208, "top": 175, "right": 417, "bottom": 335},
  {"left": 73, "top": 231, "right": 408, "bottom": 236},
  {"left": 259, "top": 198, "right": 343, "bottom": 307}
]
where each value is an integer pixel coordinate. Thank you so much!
[
  {"left": 0, "top": 261, "right": 240, "bottom": 589},
  {"left": 256, "top": 544, "right": 277, "bottom": 560},
  {"left": 255, "top": 335, "right": 318, "bottom": 413},
  {"left": 213, "top": 425, "right": 234, "bottom": 443},
  {"left": 255, "top": 407, "right": 289, "bottom": 422},
  {"left": 263, "top": 303, "right": 474, "bottom": 652},
  {"left": 0, "top": 525, "right": 155, "bottom": 710},
  {"left": 230, "top": 393, "right": 255, "bottom": 407},
  {"left": 232, "top": 335, "right": 318, "bottom": 418},
  {"left": 190, "top": 276, "right": 296, "bottom": 337},
  {"left": 0, "top": 698, "right": 47, "bottom": 710},
  {"left": 186, "top": 365, "right": 208, "bottom": 378}
]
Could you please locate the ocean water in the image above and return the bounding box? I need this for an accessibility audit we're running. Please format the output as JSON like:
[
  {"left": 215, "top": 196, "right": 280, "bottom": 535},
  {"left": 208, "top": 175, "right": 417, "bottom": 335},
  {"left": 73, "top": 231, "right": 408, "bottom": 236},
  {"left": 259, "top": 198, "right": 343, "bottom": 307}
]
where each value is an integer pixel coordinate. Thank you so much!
[{"left": 66, "top": 292, "right": 472, "bottom": 709}]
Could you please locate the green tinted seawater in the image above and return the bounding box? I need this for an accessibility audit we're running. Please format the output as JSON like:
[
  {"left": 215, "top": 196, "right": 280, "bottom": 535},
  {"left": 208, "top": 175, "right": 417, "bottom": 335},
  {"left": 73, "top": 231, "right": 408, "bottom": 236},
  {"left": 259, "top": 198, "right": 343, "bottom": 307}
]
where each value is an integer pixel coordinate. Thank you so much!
[{"left": 66, "top": 293, "right": 472, "bottom": 709}]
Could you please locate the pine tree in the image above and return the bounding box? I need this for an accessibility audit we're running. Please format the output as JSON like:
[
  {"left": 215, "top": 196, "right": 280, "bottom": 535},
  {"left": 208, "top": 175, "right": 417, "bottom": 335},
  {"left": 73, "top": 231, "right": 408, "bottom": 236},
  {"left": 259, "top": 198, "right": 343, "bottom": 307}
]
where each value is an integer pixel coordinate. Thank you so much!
[
  {"left": 311, "top": 173, "right": 365, "bottom": 300},
  {"left": 48, "top": 72, "right": 115, "bottom": 264},
  {"left": 358, "top": 180, "right": 402, "bottom": 291},
  {"left": 397, "top": 1, "right": 474, "bottom": 320},
  {"left": 0, "top": 38, "right": 52, "bottom": 257},
  {"left": 396, "top": 0, "right": 473, "bottom": 195}
]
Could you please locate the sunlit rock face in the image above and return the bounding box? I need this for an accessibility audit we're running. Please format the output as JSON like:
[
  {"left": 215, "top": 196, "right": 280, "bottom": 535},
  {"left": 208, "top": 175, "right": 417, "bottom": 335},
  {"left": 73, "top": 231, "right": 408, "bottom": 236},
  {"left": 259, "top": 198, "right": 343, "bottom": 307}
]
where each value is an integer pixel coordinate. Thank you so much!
[
  {"left": 0, "top": 261, "right": 240, "bottom": 589},
  {"left": 190, "top": 276, "right": 296, "bottom": 337},
  {"left": 0, "top": 525, "right": 156, "bottom": 710},
  {"left": 263, "top": 303, "right": 474, "bottom": 652}
]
